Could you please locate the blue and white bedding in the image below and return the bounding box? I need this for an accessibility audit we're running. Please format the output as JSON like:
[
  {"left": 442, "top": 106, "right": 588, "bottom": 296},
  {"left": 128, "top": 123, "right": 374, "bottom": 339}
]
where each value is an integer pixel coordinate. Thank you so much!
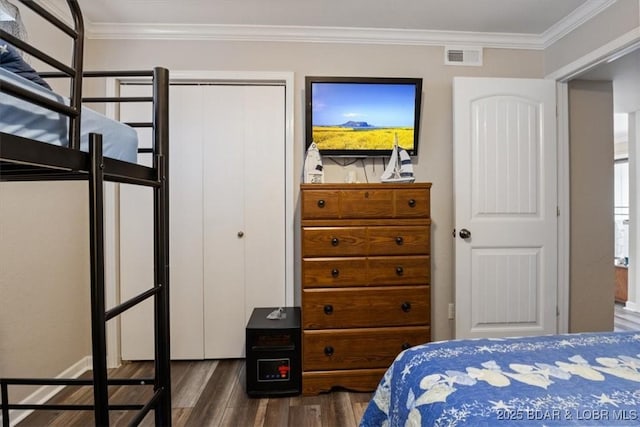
[
  {"left": 0, "top": 66, "right": 138, "bottom": 163},
  {"left": 360, "top": 331, "right": 640, "bottom": 426}
]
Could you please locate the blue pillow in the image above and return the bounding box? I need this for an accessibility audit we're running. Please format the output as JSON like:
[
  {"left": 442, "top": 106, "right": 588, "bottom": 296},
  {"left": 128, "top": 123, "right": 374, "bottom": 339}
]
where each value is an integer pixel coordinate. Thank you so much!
[{"left": 0, "top": 39, "right": 51, "bottom": 90}]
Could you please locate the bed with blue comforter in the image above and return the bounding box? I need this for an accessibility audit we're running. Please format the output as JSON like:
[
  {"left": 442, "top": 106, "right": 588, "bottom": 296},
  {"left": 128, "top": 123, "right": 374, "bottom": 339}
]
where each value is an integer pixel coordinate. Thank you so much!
[{"left": 360, "top": 331, "right": 640, "bottom": 426}]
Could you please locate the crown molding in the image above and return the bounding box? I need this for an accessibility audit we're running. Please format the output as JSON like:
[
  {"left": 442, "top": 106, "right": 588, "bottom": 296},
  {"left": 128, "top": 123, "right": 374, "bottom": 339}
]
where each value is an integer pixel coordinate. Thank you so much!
[
  {"left": 86, "top": 23, "right": 544, "bottom": 49},
  {"left": 81, "top": 0, "right": 617, "bottom": 50},
  {"left": 541, "top": 0, "right": 617, "bottom": 48}
]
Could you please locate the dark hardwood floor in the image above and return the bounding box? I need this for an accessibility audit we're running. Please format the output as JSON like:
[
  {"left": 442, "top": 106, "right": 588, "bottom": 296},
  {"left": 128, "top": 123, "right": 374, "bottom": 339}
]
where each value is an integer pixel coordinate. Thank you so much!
[
  {"left": 15, "top": 305, "right": 638, "bottom": 426},
  {"left": 17, "top": 359, "right": 372, "bottom": 427}
]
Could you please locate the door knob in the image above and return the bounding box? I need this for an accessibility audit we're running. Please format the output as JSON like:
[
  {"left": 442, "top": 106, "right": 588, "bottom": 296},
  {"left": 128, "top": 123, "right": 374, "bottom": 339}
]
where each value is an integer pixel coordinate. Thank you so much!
[
  {"left": 237, "top": 231, "right": 244, "bottom": 238},
  {"left": 459, "top": 228, "right": 471, "bottom": 239}
]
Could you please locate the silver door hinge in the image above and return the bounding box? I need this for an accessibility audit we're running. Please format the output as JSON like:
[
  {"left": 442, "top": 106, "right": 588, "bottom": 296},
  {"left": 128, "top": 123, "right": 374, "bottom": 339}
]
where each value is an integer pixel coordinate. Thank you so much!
[{"left": 557, "top": 206, "right": 560, "bottom": 217}]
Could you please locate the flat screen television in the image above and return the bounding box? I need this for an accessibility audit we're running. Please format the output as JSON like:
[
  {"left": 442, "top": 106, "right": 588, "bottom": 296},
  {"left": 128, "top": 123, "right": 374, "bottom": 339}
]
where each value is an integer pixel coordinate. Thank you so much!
[{"left": 305, "top": 76, "right": 423, "bottom": 157}]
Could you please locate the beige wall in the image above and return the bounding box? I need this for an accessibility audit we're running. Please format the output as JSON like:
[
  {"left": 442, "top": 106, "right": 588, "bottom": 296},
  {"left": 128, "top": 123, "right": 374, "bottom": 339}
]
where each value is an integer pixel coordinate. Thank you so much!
[
  {"left": 82, "top": 39, "right": 544, "bottom": 341},
  {"left": 545, "top": 0, "right": 640, "bottom": 76},
  {"left": 0, "top": 182, "right": 91, "bottom": 402},
  {"left": 568, "top": 80, "right": 615, "bottom": 332}
]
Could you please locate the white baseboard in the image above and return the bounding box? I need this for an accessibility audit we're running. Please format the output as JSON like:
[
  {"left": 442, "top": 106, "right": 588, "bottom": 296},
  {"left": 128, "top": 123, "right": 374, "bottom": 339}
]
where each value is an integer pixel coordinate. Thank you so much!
[
  {"left": 1, "top": 356, "right": 92, "bottom": 427},
  {"left": 624, "top": 301, "right": 640, "bottom": 313}
]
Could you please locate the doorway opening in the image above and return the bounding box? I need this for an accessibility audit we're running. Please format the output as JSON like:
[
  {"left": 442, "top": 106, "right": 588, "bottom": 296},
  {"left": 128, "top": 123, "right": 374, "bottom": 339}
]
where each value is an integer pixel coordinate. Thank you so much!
[{"left": 613, "top": 114, "right": 637, "bottom": 330}]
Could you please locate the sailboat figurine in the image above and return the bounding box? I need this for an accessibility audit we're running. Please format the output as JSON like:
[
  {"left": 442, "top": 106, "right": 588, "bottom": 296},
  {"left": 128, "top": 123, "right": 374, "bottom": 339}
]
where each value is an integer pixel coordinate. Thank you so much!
[{"left": 380, "top": 134, "right": 415, "bottom": 183}]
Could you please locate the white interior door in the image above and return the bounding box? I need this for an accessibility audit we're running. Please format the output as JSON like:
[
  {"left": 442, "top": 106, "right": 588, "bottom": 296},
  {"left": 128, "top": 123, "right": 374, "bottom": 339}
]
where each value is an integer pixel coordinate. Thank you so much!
[
  {"left": 453, "top": 77, "right": 557, "bottom": 339},
  {"left": 202, "top": 85, "right": 286, "bottom": 358}
]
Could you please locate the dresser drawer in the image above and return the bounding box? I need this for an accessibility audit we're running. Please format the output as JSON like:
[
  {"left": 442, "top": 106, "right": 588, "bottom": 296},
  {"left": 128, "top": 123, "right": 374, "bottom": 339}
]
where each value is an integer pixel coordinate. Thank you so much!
[
  {"left": 340, "top": 189, "right": 394, "bottom": 218},
  {"left": 302, "top": 257, "right": 368, "bottom": 288},
  {"left": 302, "top": 286, "right": 430, "bottom": 329},
  {"left": 302, "top": 227, "right": 368, "bottom": 257},
  {"left": 303, "top": 226, "right": 430, "bottom": 257},
  {"left": 368, "top": 226, "right": 430, "bottom": 255},
  {"left": 302, "top": 190, "right": 341, "bottom": 219},
  {"left": 368, "top": 256, "right": 430, "bottom": 285},
  {"left": 394, "top": 188, "right": 430, "bottom": 218},
  {"left": 303, "top": 326, "right": 430, "bottom": 370},
  {"left": 302, "top": 256, "right": 430, "bottom": 288},
  {"left": 302, "top": 186, "right": 430, "bottom": 220}
]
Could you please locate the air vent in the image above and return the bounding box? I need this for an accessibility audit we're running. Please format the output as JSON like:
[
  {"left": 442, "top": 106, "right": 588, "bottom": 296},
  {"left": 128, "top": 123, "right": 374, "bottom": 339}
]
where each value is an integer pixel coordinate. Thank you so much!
[{"left": 444, "top": 46, "right": 483, "bottom": 66}]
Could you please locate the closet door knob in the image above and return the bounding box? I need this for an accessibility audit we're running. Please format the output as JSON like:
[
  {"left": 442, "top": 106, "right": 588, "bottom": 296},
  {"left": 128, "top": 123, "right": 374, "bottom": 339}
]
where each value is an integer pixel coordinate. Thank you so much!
[
  {"left": 395, "top": 266, "right": 404, "bottom": 276},
  {"left": 323, "top": 304, "right": 334, "bottom": 315},
  {"left": 408, "top": 199, "right": 416, "bottom": 207},
  {"left": 317, "top": 199, "right": 325, "bottom": 208},
  {"left": 401, "top": 302, "right": 412, "bottom": 312},
  {"left": 237, "top": 231, "right": 244, "bottom": 238},
  {"left": 331, "top": 268, "right": 340, "bottom": 278},
  {"left": 324, "top": 346, "right": 334, "bottom": 356},
  {"left": 331, "top": 237, "right": 340, "bottom": 246},
  {"left": 396, "top": 236, "right": 404, "bottom": 245}
]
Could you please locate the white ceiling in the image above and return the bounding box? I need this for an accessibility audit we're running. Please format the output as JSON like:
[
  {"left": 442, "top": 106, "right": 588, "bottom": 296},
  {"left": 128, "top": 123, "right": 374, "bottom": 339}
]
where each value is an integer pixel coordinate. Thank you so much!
[
  {"left": 54, "top": 0, "right": 615, "bottom": 49},
  {"left": 75, "top": 0, "right": 590, "bottom": 34},
  {"left": 64, "top": 0, "right": 638, "bottom": 115}
]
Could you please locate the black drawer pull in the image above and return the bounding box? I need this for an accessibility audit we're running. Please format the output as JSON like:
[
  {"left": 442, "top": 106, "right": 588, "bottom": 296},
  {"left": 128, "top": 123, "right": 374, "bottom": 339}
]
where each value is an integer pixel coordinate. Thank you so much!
[
  {"left": 395, "top": 266, "right": 404, "bottom": 276},
  {"left": 331, "top": 237, "right": 340, "bottom": 246},
  {"left": 396, "top": 236, "right": 404, "bottom": 245},
  {"left": 401, "top": 302, "right": 412, "bottom": 312},
  {"left": 408, "top": 199, "right": 416, "bottom": 208},
  {"left": 324, "top": 346, "right": 334, "bottom": 356},
  {"left": 402, "top": 342, "right": 411, "bottom": 350},
  {"left": 324, "top": 304, "right": 334, "bottom": 315},
  {"left": 317, "top": 199, "right": 325, "bottom": 208},
  {"left": 331, "top": 268, "right": 340, "bottom": 278}
]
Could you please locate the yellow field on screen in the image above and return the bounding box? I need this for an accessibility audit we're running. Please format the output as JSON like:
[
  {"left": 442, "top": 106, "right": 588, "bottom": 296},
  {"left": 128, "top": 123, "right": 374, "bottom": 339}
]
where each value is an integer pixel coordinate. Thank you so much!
[{"left": 313, "top": 127, "right": 414, "bottom": 151}]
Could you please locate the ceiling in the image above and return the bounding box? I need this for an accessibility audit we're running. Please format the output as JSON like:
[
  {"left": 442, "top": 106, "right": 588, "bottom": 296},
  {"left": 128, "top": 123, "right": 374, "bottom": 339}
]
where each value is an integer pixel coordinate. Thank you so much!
[
  {"left": 63, "top": 0, "right": 638, "bottom": 117},
  {"left": 74, "top": 0, "right": 592, "bottom": 35}
]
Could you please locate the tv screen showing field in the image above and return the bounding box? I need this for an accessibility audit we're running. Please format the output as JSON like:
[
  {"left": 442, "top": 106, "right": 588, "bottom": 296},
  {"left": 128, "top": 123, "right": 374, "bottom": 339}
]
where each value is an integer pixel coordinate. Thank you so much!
[{"left": 311, "top": 82, "right": 417, "bottom": 152}]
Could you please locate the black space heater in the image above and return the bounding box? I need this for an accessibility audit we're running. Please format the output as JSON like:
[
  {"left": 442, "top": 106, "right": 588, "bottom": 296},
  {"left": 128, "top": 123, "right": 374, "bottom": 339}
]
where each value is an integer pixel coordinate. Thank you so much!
[{"left": 245, "top": 307, "right": 301, "bottom": 397}]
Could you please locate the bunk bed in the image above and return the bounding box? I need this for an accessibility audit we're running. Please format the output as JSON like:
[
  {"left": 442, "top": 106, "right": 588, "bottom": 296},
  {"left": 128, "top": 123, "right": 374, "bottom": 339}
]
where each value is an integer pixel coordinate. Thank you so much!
[{"left": 0, "top": 1, "right": 171, "bottom": 425}]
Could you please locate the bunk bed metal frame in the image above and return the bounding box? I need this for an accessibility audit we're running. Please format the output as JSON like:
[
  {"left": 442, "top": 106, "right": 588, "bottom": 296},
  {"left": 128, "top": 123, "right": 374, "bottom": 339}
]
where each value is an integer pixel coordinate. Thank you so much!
[{"left": 0, "top": 1, "right": 171, "bottom": 425}]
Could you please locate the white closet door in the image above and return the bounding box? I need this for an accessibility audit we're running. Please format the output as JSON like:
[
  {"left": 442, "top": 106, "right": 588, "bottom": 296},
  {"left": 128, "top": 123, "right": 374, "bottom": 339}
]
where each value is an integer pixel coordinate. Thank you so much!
[
  {"left": 242, "top": 86, "right": 286, "bottom": 323},
  {"left": 119, "top": 84, "right": 154, "bottom": 360},
  {"left": 121, "top": 82, "right": 287, "bottom": 360},
  {"left": 203, "top": 85, "right": 286, "bottom": 358},
  {"left": 120, "top": 84, "right": 205, "bottom": 360},
  {"left": 165, "top": 85, "right": 205, "bottom": 358}
]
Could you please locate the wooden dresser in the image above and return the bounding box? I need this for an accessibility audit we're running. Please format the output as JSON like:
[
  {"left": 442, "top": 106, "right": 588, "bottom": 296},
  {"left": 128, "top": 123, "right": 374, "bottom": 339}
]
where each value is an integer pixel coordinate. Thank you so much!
[{"left": 300, "top": 182, "right": 432, "bottom": 395}]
